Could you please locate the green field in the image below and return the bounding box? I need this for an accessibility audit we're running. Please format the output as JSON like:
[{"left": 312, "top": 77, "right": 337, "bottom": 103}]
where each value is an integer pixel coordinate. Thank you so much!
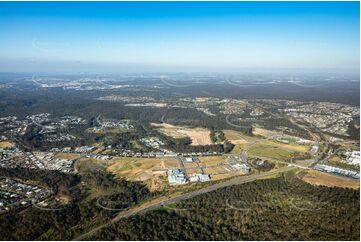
[
  {"left": 248, "top": 143, "right": 296, "bottom": 160},
  {"left": 231, "top": 144, "right": 244, "bottom": 154}
]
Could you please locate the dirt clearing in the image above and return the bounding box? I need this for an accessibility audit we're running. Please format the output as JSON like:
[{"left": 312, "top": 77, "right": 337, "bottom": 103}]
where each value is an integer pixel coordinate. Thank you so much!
[
  {"left": 302, "top": 170, "right": 359, "bottom": 189},
  {"left": 107, "top": 157, "right": 179, "bottom": 191},
  {"left": 151, "top": 123, "right": 212, "bottom": 145}
]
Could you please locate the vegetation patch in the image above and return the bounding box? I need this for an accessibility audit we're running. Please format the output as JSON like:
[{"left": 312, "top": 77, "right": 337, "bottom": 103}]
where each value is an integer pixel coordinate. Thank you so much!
[
  {"left": 328, "top": 155, "right": 359, "bottom": 172},
  {"left": 90, "top": 176, "right": 360, "bottom": 241}
]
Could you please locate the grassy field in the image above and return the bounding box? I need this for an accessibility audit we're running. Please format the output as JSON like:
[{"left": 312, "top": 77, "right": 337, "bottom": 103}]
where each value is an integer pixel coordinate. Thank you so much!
[
  {"left": 328, "top": 156, "right": 359, "bottom": 172},
  {"left": 230, "top": 144, "right": 243, "bottom": 154},
  {"left": 248, "top": 142, "right": 297, "bottom": 160},
  {"left": 0, "top": 141, "right": 14, "bottom": 149},
  {"left": 198, "top": 156, "right": 226, "bottom": 166},
  {"left": 223, "top": 129, "right": 251, "bottom": 154},
  {"left": 302, "top": 170, "right": 359, "bottom": 189},
  {"left": 247, "top": 139, "right": 309, "bottom": 161},
  {"left": 223, "top": 129, "right": 254, "bottom": 142},
  {"left": 268, "top": 140, "right": 309, "bottom": 152}
]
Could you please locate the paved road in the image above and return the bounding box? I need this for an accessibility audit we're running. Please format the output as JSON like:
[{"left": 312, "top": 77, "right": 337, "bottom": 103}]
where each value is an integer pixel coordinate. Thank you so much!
[
  {"left": 225, "top": 114, "right": 251, "bottom": 129},
  {"left": 74, "top": 165, "right": 296, "bottom": 240},
  {"left": 115, "top": 166, "right": 296, "bottom": 220}
]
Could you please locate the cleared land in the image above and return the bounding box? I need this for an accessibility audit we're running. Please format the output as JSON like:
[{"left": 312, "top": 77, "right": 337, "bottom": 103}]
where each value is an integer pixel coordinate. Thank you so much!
[
  {"left": 327, "top": 155, "right": 359, "bottom": 172},
  {"left": 252, "top": 127, "right": 280, "bottom": 138},
  {"left": 268, "top": 140, "right": 309, "bottom": 152},
  {"left": 198, "top": 156, "right": 237, "bottom": 180},
  {"left": 223, "top": 129, "right": 253, "bottom": 154},
  {"left": 302, "top": 170, "right": 359, "bottom": 189},
  {"left": 0, "top": 140, "right": 13, "bottom": 148},
  {"left": 198, "top": 156, "right": 227, "bottom": 166},
  {"left": 248, "top": 142, "right": 298, "bottom": 160},
  {"left": 54, "top": 152, "right": 81, "bottom": 160},
  {"left": 151, "top": 123, "right": 212, "bottom": 145},
  {"left": 107, "top": 157, "right": 178, "bottom": 191},
  {"left": 248, "top": 140, "right": 309, "bottom": 160},
  {"left": 223, "top": 129, "right": 253, "bottom": 143},
  {"left": 231, "top": 144, "right": 244, "bottom": 154}
]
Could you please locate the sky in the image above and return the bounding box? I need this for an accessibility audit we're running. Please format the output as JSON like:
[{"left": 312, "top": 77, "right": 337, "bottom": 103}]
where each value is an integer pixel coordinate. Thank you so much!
[{"left": 0, "top": 1, "right": 359, "bottom": 73}]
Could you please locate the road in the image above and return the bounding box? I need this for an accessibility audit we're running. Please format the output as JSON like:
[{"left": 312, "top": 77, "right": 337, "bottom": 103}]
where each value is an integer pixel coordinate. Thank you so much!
[
  {"left": 74, "top": 165, "right": 296, "bottom": 241},
  {"left": 225, "top": 114, "right": 251, "bottom": 129}
]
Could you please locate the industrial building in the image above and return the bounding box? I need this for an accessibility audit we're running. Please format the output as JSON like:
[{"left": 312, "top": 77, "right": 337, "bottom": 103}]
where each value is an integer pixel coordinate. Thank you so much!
[
  {"left": 168, "top": 169, "right": 187, "bottom": 185},
  {"left": 345, "top": 151, "right": 360, "bottom": 166},
  {"left": 189, "top": 173, "right": 211, "bottom": 183},
  {"left": 227, "top": 154, "right": 250, "bottom": 173},
  {"left": 314, "top": 164, "right": 359, "bottom": 179}
]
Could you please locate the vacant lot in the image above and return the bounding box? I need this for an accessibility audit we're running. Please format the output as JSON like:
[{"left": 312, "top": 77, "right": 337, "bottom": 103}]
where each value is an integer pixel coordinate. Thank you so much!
[
  {"left": 248, "top": 139, "right": 309, "bottom": 161},
  {"left": 151, "top": 123, "right": 212, "bottom": 145},
  {"left": 203, "top": 166, "right": 237, "bottom": 181},
  {"left": 268, "top": 140, "right": 309, "bottom": 152},
  {"left": 198, "top": 156, "right": 226, "bottom": 166},
  {"left": 0, "top": 140, "right": 13, "bottom": 149},
  {"left": 54, "top": 152, "right": 81, "bottom": 160},
  {"left": 252, "top": 127, "right": 280, "bottom": 138},
  {"left": 197, "top": 156, "right": 237, "bottom": 181},
  {"left": 184, "top": 162, "right": 199, "bottom": 169},
  {"left": 302, "top": 170, "right": 359, "bottom": 189},
  {"left": 248, "top": 142, "right": 297, "bottom": 160},
  {"left": 223, "top": 129, "right": 253, "bottom": 143},
  {"left": 107, "top": 157, "right": 179, "bottom": 191}
]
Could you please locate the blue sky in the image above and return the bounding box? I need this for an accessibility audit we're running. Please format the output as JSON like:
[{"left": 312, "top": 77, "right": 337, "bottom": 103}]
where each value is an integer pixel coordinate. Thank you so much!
[{"left": 0, "top": 1, "right": 359, "bottom": 73}]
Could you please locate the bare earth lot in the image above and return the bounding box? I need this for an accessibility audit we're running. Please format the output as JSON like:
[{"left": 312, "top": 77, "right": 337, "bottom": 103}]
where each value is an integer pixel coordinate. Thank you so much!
[
  {"left": 252, "top": 127, "right": 280, "bottom": 138},
  {"left": 302, "top": 170, "right": 359, "bottom": 189},
  {"left": 223, "top": 129, "right": 249, "bottom": 144},
  {"left": 0, "top": 141, "right": 14, "bottom": 149},
  {"left": 151, "top": 123, "right": 212, "bottom": 145},
  {"left": 107, "top": 157, "right": 179, "bottom": 191}
]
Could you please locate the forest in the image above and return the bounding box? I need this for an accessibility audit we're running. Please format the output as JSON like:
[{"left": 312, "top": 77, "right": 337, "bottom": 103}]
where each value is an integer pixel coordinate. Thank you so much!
[
  {"left": 90, "top": 174, "right": 360, "bottom": 241},
  {"left": 0, "top": 159, "right": 359, "bottom": 240},
  {"left": 0, "top": 166, "right": 154, "bottom": 240}
]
